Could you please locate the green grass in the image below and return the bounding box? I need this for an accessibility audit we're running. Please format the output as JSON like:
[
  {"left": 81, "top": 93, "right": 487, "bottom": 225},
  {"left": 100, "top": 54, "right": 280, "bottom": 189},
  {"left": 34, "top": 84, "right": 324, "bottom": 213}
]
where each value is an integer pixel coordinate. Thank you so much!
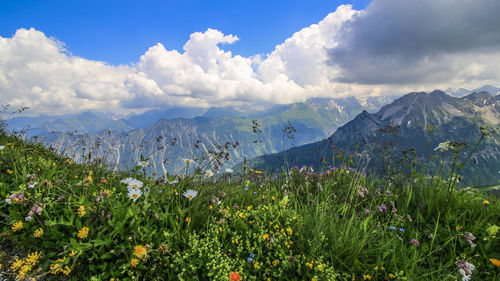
[{"left": 0, "top": 132, "right": 499, "bottom": 281}]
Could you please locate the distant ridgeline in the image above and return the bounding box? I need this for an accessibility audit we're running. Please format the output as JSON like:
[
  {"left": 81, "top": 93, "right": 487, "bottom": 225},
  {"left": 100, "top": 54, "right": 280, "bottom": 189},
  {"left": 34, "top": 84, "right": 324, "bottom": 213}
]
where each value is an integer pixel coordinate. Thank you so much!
[
  {"left": 9, "top": 96, "right": 394, "bottom": 176},
  {"left": 244, "top": 90, "right": 500, "bottom": 186}
]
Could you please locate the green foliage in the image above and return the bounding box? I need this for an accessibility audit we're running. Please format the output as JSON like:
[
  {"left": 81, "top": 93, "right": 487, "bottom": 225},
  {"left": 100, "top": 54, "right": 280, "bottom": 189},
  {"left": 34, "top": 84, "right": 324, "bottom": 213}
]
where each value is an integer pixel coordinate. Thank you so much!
[{"left": 0, "top": 132, "right": 499, "bottom": 280}]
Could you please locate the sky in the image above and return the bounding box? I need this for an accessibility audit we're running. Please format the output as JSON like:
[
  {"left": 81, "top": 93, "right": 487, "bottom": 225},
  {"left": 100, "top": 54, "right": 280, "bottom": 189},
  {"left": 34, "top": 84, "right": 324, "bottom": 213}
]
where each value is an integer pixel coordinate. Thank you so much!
[{"left": 1, "top": 0, "right": 500, "bottom": 115}]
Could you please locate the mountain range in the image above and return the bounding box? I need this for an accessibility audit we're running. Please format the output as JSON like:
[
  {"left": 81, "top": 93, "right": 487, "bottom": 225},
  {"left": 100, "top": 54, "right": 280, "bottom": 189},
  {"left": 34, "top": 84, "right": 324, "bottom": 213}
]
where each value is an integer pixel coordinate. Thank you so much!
[
  {"left": 244, "top": 90, "right": 500, "bottom": 185},
  {"left": 29, "top": 96, "right": 395, "bottom": 175}
]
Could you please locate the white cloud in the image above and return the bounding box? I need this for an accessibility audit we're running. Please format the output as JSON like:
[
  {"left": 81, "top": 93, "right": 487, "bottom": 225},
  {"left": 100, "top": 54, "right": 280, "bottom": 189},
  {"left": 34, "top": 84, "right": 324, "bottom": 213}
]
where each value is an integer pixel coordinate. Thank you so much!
[
  {"left": 0, "top": 28, "right": 133, "bottom": 114},
  {"left": 1, "top": 2, "right": 500, "bottom": 116}
]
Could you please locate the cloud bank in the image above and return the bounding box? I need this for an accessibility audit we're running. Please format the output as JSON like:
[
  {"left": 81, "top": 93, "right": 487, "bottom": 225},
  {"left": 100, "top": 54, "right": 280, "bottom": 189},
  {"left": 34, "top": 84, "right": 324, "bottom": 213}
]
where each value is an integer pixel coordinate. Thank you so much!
[{"left": 1, "top": 1, "right": 500, "bottom": 115}]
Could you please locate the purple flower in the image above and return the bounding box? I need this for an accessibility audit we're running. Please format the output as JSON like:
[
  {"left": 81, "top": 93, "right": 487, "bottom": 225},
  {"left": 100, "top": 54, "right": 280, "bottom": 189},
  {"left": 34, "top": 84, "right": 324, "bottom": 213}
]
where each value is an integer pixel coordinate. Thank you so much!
[
  {"left": 399, "top": 228, "right": 405, "bottom": 232},
  {"left": 233, "top": 205, "right": 239, "bottom": 209},
  {"left": 390, "top": 226, "right": 396, "bottom": 230},
  {"left": 411, "top": 239, "right": 420, "bottom": 246},
  {"left": 364, "top": 209, "right": 371, "bottom": 214},
  {"left": 386, "top": 190, "right": 391, "bottom": 194},
  {"left": 379, "top": 204, "right": 387, "bottom": 212}
]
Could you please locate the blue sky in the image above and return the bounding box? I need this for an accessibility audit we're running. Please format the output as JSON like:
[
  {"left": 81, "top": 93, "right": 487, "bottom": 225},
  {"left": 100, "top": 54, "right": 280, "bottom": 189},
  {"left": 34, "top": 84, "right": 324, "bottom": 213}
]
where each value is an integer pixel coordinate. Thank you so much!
[
  {"left": 1, "top": 0, "right": 499, "bottom": 115},
  {"left": 0, "top": 0, "right": 371, "bottom": 65}
]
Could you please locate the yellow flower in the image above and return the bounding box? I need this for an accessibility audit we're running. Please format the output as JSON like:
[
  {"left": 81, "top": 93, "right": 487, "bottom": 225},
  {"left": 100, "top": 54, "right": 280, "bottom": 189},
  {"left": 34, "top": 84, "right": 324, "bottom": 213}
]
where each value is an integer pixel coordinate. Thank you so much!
[
  {"left": 263, "top": 234, "right": 269, "bottom": 240},
  {"left": 483, "top": 200, "right": 490, "bottom": 206},
  {"left": 272, "top": 260, "right": 278, "bottom": 267},
  {"left": 253, "top": 262, "right": 259, "bottom": 269},
  {"left": 69, "top": 250, "right": 78, "bottom": 257},
  {"left": 77, "top": 205, "right": 85, "bottom": 217},
  {"left": 363, "top": 275, "right": 372, "bottom": 280},
  {"left": 317, "top": 263, "right": 324, "bottom": 271},
  {"left": 286, "top": 227, "right": 293, "bottom": 235},
  {"left": 185, "top": 217, "right": 191, "bottom": 223},
  {"left": 12, "top": 221, "right": 23, "bottom": 232},
  {"left": 388, "top": 273, "right": 396, "bottom": 279},
  {"left": 11, "top": 258, "right": 24, "bottom": 270},
  {"left": 374, "top": 266, "right": 378, "bottom": 271},
  {"left": 7, "top": 169, "right": 13, "bottom": 175},
  {"left": 238, "top": 212, "right": 244, "bottom": 218},
  {"left": 26, "top": 251, "right": 40, "bottom": 266},
  {"left": 34, "top": 228, "right": 44, "bottom": 237},
  {"left": 77, "top": 226, "right": 89, "bottom": 239},
  {"left": 272, "top": 196, "right": 275, "bottom": 201},
  {"left": 247, "top": 206, "right": 252, "bottom": 211},
  {"left": 209, "top": 205, "right": 213, "bottom": 210},
  {"left": 131, "top": 258, "right": 139, "bottom": 267},
  {"left": 134, "top": 245, "right": 147, "bottom": 259},
  {"left": 490, "top": 258, "right": 500, "bottom": 266}
]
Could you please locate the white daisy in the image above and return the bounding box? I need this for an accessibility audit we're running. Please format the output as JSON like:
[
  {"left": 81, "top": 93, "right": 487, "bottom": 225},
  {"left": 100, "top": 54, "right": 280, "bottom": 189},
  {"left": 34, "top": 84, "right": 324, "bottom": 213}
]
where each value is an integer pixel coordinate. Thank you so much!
[
  {"left": 182, "top": 158, "right": 194, "bottom": 164},
  {"left": 127, "top": 188, "right": 142, "bottom": 202},
  {"left": 124, "top": 178, "right": 143, "bottom": 189},
  {"left": 205, "top": 170, "right": 214, "bottom": 177},
  {"left": 120, "top": 177, "right": 134, "bottom": 185},
  {"left": 137, "top": 160, "right": 149, "bottom": 167},
  {"left": 225, "top": 168, "right": 234, "bottom": 173},
  {"left": 183, "top": 189, "right": 198, "bottom": 200}
]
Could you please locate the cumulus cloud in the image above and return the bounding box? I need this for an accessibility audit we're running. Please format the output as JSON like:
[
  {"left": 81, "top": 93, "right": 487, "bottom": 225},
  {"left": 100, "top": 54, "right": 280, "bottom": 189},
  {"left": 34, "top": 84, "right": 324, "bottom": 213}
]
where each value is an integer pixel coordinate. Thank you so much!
[
  {"left": 328, "top": 0, "right": 500, "bottom": 85},
  {"left": 2, "top": 2, "right": 500, "bottom": 115},
  {"left": 0, "top": 28, "right": 133, "bottom": 114}
]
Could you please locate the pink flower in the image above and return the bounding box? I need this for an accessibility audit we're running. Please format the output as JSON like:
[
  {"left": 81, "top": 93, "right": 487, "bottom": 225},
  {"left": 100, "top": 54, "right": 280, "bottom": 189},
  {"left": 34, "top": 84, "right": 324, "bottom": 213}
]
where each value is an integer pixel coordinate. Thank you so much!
[{"left": 411, "top": 239, "right": 420, "bottom": 246}]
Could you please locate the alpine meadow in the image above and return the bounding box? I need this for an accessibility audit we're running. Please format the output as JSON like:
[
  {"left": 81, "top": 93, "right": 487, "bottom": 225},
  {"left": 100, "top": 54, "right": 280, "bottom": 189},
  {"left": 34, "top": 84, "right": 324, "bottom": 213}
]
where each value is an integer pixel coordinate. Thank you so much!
[{"left": 1, "top": 0, "right": 500, "bottom": 280}]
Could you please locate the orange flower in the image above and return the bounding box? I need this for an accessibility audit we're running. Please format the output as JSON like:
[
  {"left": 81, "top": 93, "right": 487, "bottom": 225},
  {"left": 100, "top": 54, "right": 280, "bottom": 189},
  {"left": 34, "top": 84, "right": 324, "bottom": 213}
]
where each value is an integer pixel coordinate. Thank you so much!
[
  {"left": 131, "top": 258, "right": 139, "bottom": 267},
  {"left": 229, "top": 272, "right": 241, "bottom": 281},
  {"left": 490, "top": 258, "right": 500, "bottom": 266}
]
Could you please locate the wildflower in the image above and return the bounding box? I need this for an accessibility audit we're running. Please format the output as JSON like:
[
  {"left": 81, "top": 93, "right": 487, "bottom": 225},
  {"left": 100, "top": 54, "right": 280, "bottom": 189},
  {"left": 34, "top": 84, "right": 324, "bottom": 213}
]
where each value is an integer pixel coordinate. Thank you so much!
[
  {"left": 400, "top": 228, "right": 405, "bottom": 232},
  {"left": 234, "top": 205, "right": 239, "bottom": 209},
  {"left": 364, "top": 209, "right": 371, "bottom": 214},
  {"left": 5, "top": 198, "right": 11, "bottom": 204},
  {"left": 7, "top": 169, "right": 13, "bottom": 175},
  {"left": 69, "top": 250, "right": 78, "bottom": 257},
  {"left": 229, "top": 272, "right": 241, "bottom": 281},
  {"left": 379, "top": 204, "right": 387, "bottom": 212},
  {"left": 247, "top": 257, "right": 253, "bottom": 262},
  {"left": 205, "top": 170, "right": 214, "bottom": 177},
  {"left": 77, "top": 226, "right": 89, "bottom": 239},
  {"left": 434, "top": 141, "right": 452, "bottom": 152},
  {"left": 363, "top": 274, "right": 372, "bottom": 280},
  {"left": 185, "top": 217, "right": 191, "bottom": 223},
  {"left": 209, "top": 205, "right": 213, "bottom": 210},
  {"left": 247, "top": 206, "right": 252, "bottom": 211},
  {"left": 253, "top": 262, "right": 259, "bottom": 269},
  {"left": 390, "top": 226, "right": 396, "bottom": 230},
  {"left": 483, "top": 200, "right": 490, "bottom": 206},
  {"left": 463, "top": 232, "right": 476, "bottom": 247},
  {"left": 388, "top": 273, "right": 396, "bottom": 279},
  {"left": 386, "top": 190, "right": 391, "bottom": 194},
  {"left": 27, "top": 181, "right": 38, "bottom": 189},
  {"left": 0, "top": 145, "right": 4, "bottom": 150},
  {"left": 487, "top": 224, "right": 499, "bottom": 236},
  {"left": 374, "top": 266, "right": 378, "bottom": 271},
  {"left": 128, "top": 179, "right": 143, "bottom": 189},
  {"left": 182, "top": 158, "right": 194, "bottom": 164},
  {"left": 226, "top": 168, "right": 234, "bottom": 173},
  {"left": 489, "top": 258, "right": 500, "bottom": 266},
  {"left": 120, "top": 177, "right": 134, "bottom": 185},
  {"left": 137, "top": 160, "right": 148, "bottom": 167},
  {"left": 131, "top": 258, "right": 139, "bottom": 267},
  {"left": 411, "top": 239, "right": 420, "bottom": 246},
  {"left": 287, "top": 227, "right": 293, "bottom": 235},
  {"left": 183, "top": 189, "right": 198, "bottom": 200},
  {"left": 77, "top": 205, "right": 85, "bottom": 217},
  {"left": 34, "top": 228, "right": 44, "bottom": 237},
  {"left": 12, "top": 221, "right": 23, "bottom": 232},
  {"left": 134, "top": 245, "right": 147, "bottom": 259},
  {"left": 25, "top": 216, "right": 32, "bottom": 221},
  {"left": 127, "top": 188, "right": 142, "bottom": 202}
]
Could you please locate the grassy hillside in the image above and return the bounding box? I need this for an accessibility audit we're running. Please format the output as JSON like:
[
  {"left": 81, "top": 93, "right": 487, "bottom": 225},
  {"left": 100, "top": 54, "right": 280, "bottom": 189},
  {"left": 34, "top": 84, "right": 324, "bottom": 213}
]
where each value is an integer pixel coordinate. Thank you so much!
[{"left": 0, "top": 132, "right": 499, "bottom": 280}]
